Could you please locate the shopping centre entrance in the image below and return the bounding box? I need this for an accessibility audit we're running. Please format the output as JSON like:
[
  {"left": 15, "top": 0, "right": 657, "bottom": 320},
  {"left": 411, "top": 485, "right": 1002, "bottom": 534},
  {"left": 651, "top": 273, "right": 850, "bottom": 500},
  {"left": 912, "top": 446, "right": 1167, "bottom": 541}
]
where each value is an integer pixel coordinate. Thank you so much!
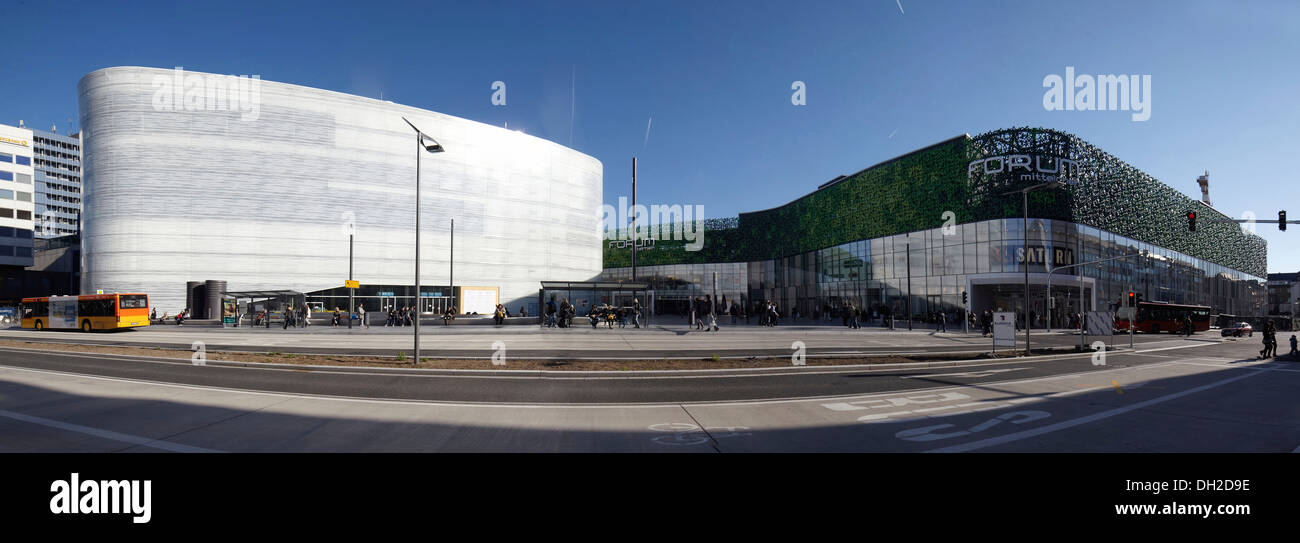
[{"left": 967, "top": 273, "right": 1095, "bottom": 329}]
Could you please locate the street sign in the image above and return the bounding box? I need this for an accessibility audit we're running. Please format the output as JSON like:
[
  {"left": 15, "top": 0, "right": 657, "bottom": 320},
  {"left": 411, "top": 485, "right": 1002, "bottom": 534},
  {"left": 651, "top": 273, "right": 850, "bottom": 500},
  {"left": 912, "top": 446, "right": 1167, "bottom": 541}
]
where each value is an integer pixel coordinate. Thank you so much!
[
  {"left": 993, "top": 312, "right": 1016, "bottom": 349},
  {"left": 1085, "top": 311, "right": 1114, "bottom": 338},
  {"left": 345, "top": 280, "right": 360, "bottom": 289}
]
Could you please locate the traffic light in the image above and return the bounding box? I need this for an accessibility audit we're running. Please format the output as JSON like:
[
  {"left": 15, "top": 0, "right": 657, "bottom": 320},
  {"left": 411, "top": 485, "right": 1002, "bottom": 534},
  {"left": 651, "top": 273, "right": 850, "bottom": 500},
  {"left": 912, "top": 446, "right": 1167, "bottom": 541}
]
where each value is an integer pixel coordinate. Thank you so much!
[
  {"left": 961, "top": 291, "right": 968, "bottom": 305},
  {"left": 1127, "top": 291, "right": 1136, "bottom": 307},
  {"left": 1186, "top": 211, "right": 1197, "bottom": 232},
  {"left": 1281, "top": 211, "right": 1287, "bottom": 231}
]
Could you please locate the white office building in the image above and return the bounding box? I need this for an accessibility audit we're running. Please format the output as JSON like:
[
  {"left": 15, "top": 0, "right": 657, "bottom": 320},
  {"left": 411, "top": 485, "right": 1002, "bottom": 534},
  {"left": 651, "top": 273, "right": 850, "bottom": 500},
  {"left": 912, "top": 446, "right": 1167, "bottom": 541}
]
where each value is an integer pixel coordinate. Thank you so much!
[{"left": 0, "top": 123, "right": 36, "bottom": 268}]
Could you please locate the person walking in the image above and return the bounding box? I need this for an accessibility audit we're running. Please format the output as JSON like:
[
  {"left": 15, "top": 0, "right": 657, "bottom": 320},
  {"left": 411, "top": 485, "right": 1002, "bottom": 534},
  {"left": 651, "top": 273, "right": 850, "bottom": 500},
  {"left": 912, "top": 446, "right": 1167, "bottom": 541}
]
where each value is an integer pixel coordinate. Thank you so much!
[
  {"left": 1289, "top": 334, "right": 1297, "bottom": 357},
  {"left": 1266, "top": 322, "right": 1278, "bottom": 358},
  {"left": 358, "top": 305, "right": 367, "bottom": 328},
  {"left": 632, "top": 298, "right": 642, "bottom": 329},
  {"left": 937, "top": 311, "right": 947, "bottom": 333},
  {"left": 705, "top": 294, "right": 719, "bottom": 332}
]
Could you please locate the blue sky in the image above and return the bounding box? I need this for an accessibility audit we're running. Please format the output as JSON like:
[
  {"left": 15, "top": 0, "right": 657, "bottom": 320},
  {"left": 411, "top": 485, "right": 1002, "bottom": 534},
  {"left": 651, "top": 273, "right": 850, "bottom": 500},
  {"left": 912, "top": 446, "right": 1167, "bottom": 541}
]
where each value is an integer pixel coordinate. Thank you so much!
[{"left": 3, "top": 0, "right": 1297, "bottom": 273}]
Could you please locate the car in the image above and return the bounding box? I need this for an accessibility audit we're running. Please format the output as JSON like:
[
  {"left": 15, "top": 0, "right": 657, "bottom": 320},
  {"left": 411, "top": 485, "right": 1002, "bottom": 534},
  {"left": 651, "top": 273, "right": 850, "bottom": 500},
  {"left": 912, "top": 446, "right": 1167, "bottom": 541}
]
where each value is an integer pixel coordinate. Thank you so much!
[{"left": 1220, "top": 322, "right": 1253, "bottom": 337}]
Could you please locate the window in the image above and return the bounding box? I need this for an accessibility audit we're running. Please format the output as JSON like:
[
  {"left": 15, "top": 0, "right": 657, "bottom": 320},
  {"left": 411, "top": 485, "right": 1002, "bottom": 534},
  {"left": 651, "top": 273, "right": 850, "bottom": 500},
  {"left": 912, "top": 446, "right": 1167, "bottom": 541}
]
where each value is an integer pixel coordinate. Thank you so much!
[
  {"left": 0, "top": 246, "right": 13, "bottom": 257},
  {"left": 0, "top": 189, "right": 11, "bottom": 200},
  {"left": 14, "top": 229, "right": 31, "bottom": 239},
  {"left": 0, "top": 227, "right": 12, "bottom": 237},
  {"left": 14, "top": 247, "right": 30, "bottom": 258},
  {"left": 16, "top": 192, "right": 30, "bottom": 202},
  {"left": 16, "top": 210, "right": 30, "bottom": 220},
  {"left": 15, "top": 156, "right": 29, "bottom": 166},
  {"left": 119, "top": 295, "right": 149, "bottom": 309},
  {"left": 0, "top": 172, "right": 11, "bottom": 182},
  {"left": 15, "top": 173, "right": 30, "bottom": 184},
  {"left": 0, "top": 209, "right": 11, "bottom": 218},
  {"left": 79, "top": 299, "right": 116, "bottom": 317},
  {"left": 0, "top": 153, "right": 9, "bottom": 163}
]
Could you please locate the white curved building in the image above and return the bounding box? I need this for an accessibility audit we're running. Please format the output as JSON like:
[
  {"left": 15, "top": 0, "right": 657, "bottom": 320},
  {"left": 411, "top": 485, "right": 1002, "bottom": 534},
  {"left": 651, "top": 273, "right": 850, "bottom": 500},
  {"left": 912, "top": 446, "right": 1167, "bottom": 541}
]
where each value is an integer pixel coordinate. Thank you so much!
[{"left": 78, "top": 66, "right": 603, "bottom": 313}]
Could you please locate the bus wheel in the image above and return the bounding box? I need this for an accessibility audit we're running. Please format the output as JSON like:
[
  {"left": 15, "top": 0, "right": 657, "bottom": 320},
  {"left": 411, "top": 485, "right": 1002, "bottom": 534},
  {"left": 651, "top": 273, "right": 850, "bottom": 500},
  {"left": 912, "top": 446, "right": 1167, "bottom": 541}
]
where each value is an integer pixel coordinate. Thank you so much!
[
  {"left": 81, "top": 320, "right": 92, "bottom": 332},
  {"left": 34, "top": 320, "right": 43, "bottom": 330}
]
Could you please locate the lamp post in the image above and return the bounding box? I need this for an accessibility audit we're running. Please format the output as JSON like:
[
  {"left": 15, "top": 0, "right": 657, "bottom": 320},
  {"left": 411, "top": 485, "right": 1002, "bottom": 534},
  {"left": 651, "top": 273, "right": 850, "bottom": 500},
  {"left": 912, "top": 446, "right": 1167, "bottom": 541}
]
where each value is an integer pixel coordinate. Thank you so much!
[
  {"left": 1003, "top": 180, "right": 1064, "bottom": 354},
  {"left": 402, "top": 117, "right": 445, "bottom": 364}
]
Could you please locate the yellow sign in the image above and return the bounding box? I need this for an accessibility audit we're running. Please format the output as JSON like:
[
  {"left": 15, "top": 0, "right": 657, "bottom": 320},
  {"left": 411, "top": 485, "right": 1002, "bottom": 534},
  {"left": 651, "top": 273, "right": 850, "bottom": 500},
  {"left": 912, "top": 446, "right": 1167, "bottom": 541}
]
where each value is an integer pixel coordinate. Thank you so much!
[
  {"left": 345, "top": 280, "right": 360, "bottom": 289},
  {"left": 0, "top": 135, "right": 28, "bottom": 147}
]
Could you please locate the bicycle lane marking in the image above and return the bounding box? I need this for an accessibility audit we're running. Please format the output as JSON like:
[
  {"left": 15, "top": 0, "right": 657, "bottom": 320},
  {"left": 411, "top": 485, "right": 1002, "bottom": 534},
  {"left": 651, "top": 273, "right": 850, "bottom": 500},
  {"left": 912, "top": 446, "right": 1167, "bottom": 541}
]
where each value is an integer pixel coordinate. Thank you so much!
[{"left": 922, "top": 368, "right": 1264, "bottom": 453}]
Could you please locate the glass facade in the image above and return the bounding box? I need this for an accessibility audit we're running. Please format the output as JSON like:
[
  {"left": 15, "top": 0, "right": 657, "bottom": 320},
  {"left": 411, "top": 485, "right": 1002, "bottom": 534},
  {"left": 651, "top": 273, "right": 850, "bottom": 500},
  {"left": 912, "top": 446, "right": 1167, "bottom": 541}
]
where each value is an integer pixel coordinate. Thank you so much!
[{"left": 603, "top": 219, "right": 1266, "bottom": 326}]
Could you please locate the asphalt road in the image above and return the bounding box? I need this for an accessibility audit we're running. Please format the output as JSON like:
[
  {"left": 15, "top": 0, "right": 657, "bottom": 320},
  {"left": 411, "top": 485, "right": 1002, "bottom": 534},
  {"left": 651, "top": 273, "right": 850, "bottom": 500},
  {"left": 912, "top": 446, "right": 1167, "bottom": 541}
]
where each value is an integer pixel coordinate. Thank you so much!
[
  {"left": 1, "top": 334, "right": 1296, "bottom": 452},
  {"left": 0, "top": 324, "right": 1180, "bottom": 359}
]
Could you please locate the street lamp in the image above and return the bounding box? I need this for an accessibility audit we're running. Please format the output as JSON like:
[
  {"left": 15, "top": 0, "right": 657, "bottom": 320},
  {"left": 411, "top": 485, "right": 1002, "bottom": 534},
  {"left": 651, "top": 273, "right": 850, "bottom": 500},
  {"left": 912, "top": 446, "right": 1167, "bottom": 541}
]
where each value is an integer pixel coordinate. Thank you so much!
[
  {"left": 1002, "top": 180, "right": 1065, "bottom": 354},
  {"left": 403, "top": 117, "right": 445, "bottom": 365}
]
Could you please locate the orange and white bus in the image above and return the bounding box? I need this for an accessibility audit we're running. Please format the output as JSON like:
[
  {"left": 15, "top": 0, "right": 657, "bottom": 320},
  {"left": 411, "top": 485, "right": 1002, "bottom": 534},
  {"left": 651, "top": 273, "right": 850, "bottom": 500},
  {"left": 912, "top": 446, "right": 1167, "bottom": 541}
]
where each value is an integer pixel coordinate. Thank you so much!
[{"left": 20, "top": 294, "right": 151, "bottom": 331}]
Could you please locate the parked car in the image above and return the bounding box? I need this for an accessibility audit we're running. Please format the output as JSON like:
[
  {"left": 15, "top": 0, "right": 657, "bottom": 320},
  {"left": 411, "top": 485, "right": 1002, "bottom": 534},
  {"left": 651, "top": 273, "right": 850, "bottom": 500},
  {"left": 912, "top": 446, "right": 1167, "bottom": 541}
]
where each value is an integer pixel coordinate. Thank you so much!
[{"left": 1220, "top": 322, "right": 1253, "bottom": 337}]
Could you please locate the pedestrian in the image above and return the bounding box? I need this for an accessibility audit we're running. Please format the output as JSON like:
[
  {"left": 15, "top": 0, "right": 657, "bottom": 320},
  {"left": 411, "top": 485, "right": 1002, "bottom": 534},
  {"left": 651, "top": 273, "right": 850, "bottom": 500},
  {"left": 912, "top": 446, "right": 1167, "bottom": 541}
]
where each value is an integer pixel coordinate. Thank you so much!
[
  {"left": 937, "top": 311, "right": 947, "bottom": 333},
  {"left": 706, "top": 294, "right": 719, "bottom": 331},
  {"left": 519, "top": 306, "right": 527, "bottom": 318},
  {"left": 303, "top": 304, "right": 311, "bottom": 328},
  {"left": 1290, "top": 334, "right": 1297, "bottom": 356},
  {"left": 358, "top": 305, "right": 367, "bottom": 328},
  {"left": 443, "top": 306, "right": 455, "bottom": 325},
  {"left": 559, "top": 299, "right": 572, "bottom": 328},
  {"left": 633, "top": 298, "right": 642, "bottom": 329}
]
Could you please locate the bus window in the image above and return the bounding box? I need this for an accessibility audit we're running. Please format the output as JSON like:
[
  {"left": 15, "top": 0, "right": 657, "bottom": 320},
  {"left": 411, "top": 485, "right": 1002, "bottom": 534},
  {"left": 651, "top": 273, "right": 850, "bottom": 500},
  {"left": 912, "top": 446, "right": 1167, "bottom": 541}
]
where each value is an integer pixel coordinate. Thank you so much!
[{"left": 119, "top": 295, "right": 148, "bottom": 309}]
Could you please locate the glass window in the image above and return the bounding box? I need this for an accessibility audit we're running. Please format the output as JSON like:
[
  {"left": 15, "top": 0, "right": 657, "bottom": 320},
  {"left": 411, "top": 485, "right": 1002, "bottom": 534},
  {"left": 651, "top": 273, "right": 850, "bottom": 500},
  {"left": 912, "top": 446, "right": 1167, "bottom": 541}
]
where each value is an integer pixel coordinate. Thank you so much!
[
  {"left": 15, "top": 156, "right": 29, "bottom": 166},
  {"left": 0, "top": 245, "right": 12, "bottom": 256},
  {"left": 120, "top": 295, "right": 149, "bottom": 309},
  {"left": 15, "top": 247, "right": 30, "bottom": 258},
  {"left": 16, "top": 210, "right": 30, "bottom": 220},
  {"left": 0, "top": 153, "right": 10, "bottom": 163},
  {"left": 16, "top": 192, "right": 30, "bottom": 202},
  {"left": 0, "top": 227, "right": 11, "bottom": 237},
  {"left": 946, "top": 244, "right": 963, "bottom": 276},
  {"left": 0, "top": 172, "right": 11, "bottom": 182},
  {"left": 0, "top": 209, "right": 10, "bottom": 219},
  {"left": 14, "top": 229, "right": 31, "bottom": 239},
  {"left": 15, "top": 173, "right": 30, "bottom": 184}
]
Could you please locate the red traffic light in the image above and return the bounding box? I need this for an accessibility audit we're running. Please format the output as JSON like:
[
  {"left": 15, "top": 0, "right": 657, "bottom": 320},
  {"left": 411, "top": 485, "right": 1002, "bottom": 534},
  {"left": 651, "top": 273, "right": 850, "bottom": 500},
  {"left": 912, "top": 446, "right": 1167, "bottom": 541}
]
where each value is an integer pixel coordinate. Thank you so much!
[{"left": 1186, "top": 211, "right": 1197, "bottom": 232}]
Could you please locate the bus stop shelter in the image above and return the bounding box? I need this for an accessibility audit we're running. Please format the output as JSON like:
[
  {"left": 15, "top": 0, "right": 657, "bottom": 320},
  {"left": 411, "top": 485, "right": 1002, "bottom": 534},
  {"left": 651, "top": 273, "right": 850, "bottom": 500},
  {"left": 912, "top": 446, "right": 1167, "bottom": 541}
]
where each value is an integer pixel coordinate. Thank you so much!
[
  {"left": 539, "top": 281, "right": 651, "bottom": 322},
  {"left": 221, "top": 290, "right": 305, "bottom": 327}
]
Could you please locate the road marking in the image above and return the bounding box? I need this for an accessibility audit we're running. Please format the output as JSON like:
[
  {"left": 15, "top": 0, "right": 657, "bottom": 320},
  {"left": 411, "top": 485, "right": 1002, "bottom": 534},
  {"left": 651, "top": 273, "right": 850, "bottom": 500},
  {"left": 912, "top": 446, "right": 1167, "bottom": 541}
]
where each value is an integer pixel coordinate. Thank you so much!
[
  {"left": 923, "top": 369, "right": 1263, "bottom": 453},
  {"left": 1112, "top": 380, "right": 1124, "bottom": 394},
  {"left": 0, "top": 408, "right": 222, "bottom": 453},
  {"left": 0, "top": 357, "right": 1191, "bottom": 410},
  {"left": 901, "top": 367, "right": 1027, "bottom": 379}
]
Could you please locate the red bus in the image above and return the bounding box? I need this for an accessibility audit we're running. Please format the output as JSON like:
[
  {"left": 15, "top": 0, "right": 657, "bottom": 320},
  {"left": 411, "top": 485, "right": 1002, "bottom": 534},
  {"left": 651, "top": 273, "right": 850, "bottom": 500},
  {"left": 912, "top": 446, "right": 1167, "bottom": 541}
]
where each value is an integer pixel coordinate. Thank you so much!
[{"left": 1114, "top": 301, "right": 1211, "bottom": 334}]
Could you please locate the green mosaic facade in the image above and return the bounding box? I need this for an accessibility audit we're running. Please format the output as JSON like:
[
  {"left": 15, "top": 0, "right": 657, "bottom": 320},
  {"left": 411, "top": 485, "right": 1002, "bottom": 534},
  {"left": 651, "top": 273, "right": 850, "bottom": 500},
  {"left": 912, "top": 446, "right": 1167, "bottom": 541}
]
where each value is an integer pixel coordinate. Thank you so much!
[{"left": 604, "top": 127, "right": 1267, "bottom": 278}]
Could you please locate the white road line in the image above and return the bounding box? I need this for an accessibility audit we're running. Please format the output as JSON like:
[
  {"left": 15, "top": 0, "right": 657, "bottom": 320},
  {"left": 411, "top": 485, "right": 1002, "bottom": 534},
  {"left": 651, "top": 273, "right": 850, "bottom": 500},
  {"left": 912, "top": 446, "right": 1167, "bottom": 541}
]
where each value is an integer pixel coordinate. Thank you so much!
[
  {"left": 923, "top": 369, "right": 1263, "bottom": 453},
  {"left": 0, "top": 359, "right": 1185, "bottom": 410},
  {"left": 901, "top": 368, "right": 1027, "bottom": 379},
  {"left": 0, "top": 408, "right": 223, "bottom": 453}
]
